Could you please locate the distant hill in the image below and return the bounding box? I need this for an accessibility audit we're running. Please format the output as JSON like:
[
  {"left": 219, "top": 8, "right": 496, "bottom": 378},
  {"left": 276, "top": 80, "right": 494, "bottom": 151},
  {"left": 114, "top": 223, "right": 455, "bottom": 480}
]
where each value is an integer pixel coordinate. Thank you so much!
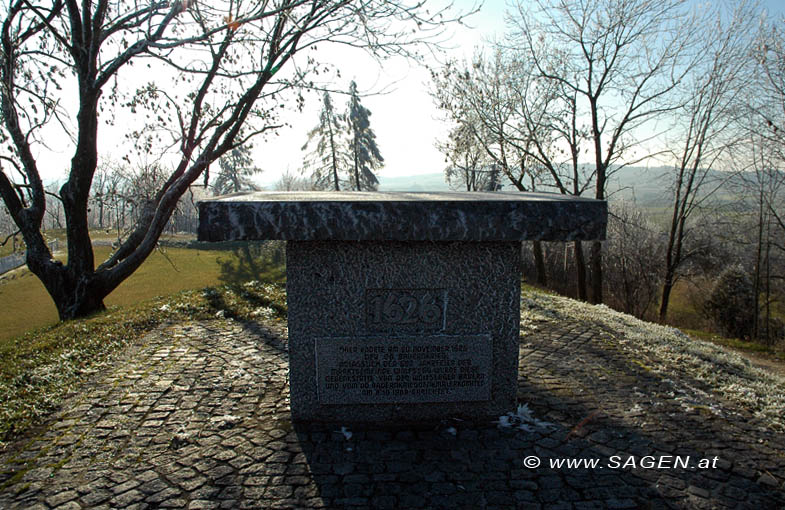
[
  {"left": 377, "top": 166, "right": 673, "bottom": 204},
  {"left": 606, "top": 166, "right": 673, "bottom": 207},
  {"left": 378, "top": 172, "right": 451, "bottom": 191},
  {"left": 260, "top": 166, "right": 749, "bottom": 211}
]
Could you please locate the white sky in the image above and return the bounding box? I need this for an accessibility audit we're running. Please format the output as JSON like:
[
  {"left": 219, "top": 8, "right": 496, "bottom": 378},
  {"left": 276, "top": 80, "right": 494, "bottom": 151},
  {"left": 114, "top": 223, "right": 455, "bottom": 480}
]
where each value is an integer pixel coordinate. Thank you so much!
[
  {"left": 253, "top": 0, "right": 785, "bottom": 188},
  {"left": 28, "top": 0, "right": 785, "bottom": 187},
  {"left": 252, "top": 0, "right": 505, "bottom": 187},
  {"left": 29, "top": 0, "right": 500, "bottom": 187}
]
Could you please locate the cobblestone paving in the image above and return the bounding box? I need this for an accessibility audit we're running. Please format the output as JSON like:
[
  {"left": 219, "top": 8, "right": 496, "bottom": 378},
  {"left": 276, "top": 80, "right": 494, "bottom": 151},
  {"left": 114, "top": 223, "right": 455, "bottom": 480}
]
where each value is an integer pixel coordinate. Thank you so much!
[{"left": 0, "top": 317, "right": 783, "bottom": 509}]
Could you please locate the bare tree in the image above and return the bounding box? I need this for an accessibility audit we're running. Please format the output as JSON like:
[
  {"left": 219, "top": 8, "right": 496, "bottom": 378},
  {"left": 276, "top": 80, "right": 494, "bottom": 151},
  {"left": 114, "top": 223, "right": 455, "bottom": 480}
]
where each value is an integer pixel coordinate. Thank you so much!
[
  {"left": 44, "top": 182, "right": 64, "bottom": 231},
  {"left": 658, "top": 1, "right": 758, "bottom": 322},
  {"left": 604, "top": 202, "right": 664, "bottom": 319},
  {"left": 0, "top": 202, "right": 18, "bottom": 250},
  {"left": 511, "top": 0, "right": 694, "bottom": 303},
  {"left": 741, "top": 129, "right": 785, "bottom": 343},
  {"left": 0, "top": 0, "right": 466, "bottom": 320},
  {"left": 431, "top": 50, "right": 551, "bottom": 284},
  {"left": 502, "top": 46, "right": 594, "bottom": 299},
  {"left": 438, "top": 122, "right": 492, "bottom": 191},
  {"left": 753, "top": 15, "right": 785, "bottom": 245},
  {"left": 275, "top": 169, "right": 316, "bottom": 191},
  {"left": 741, "top": 15, "right": 785, "bottom": 342},
  {"left": 90, "top": 164, "right": 109, "bottom": 230}
]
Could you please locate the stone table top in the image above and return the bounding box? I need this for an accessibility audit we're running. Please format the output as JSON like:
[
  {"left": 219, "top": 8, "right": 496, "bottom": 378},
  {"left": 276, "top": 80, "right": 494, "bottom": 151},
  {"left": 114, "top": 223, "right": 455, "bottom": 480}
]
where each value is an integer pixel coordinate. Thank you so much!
[{"left": 198, "top": 191, "right": 607, "bottom": 242}]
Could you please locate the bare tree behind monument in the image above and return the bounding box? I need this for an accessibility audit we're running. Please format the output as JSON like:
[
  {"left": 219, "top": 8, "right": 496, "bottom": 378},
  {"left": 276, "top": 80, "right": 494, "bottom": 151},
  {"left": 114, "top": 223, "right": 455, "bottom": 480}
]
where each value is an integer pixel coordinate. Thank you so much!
[{"left": 511, "top": 0, "right": 694, "bottom": 304}]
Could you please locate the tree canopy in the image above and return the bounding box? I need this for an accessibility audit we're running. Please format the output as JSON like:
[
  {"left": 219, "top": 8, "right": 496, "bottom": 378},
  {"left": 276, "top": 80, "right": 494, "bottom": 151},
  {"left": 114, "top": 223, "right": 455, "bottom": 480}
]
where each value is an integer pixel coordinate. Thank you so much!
[{"left": 0, "top": 0, "right": 466, "bottom": 319}]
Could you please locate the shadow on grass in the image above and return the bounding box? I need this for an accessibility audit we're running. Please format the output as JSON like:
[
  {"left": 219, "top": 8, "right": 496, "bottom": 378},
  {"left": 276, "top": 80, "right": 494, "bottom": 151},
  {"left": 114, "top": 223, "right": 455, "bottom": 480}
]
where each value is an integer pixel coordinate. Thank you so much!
[
  {"left": 200, "top": 283, "right": 287, "bottom": 321},
  {"left": 217, "top": 240, "right": 286, "bottom": 286}
]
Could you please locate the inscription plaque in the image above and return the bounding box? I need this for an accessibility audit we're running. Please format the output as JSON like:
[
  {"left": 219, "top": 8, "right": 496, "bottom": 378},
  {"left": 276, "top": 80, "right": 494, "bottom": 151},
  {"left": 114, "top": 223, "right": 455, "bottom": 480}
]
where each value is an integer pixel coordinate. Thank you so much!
[
  {"left": 315, "top": 335, "right": 491, "bottom": 405},
  {"left": 365, "top": 289, "right": 447, "bottom": 332}
]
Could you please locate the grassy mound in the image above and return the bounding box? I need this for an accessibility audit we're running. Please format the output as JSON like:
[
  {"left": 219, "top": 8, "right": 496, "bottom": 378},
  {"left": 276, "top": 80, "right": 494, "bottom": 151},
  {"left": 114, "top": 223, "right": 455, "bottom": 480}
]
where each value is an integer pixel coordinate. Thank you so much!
[
  {"left": 0, "top": 281, "right": 287, "bottom": 447},
  {"left": 521, "top": 292, "right": 785, "bottom": 430}
]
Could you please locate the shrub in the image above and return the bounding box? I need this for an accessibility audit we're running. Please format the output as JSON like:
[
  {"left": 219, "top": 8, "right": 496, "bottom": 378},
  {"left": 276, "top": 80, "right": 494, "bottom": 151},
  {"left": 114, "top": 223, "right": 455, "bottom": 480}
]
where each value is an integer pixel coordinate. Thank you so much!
[{"left": 704, "top": 266, "right": 756, "bottom": 339}]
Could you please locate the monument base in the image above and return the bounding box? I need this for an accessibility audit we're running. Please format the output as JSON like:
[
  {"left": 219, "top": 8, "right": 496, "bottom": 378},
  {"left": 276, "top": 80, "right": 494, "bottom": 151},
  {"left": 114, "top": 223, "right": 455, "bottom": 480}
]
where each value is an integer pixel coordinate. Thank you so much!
[{"left": 286, "top": 240, "right": 521, "bottom": 422}]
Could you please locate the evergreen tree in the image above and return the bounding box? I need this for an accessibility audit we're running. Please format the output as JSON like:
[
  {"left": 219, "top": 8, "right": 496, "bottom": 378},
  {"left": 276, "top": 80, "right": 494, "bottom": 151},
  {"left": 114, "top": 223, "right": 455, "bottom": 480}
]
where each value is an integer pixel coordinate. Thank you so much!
[
  {"left": 211, "top": 144, "right": 262, "bottom": 195},
  {"left": 346, "top": 81, "right": 383, "bottom": 191},
  {"left": 302, "top": 92, "right": 346, "bottom": 191},
  {"left": 483, "top": 163, "right": 502, "bottom": 192}
]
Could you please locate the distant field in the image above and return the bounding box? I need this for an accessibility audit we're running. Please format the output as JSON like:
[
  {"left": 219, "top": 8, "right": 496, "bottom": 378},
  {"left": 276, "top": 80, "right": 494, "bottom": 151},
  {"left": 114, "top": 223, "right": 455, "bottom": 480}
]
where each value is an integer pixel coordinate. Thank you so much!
[{"left": 0, "top": 241, "right": 285, "bottom": 342}]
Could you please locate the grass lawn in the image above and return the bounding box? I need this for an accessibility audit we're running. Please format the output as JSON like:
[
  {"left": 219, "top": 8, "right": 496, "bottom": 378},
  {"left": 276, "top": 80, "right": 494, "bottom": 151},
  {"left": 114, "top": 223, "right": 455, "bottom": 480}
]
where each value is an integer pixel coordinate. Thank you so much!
[
  {"left": 662, "top": 278, "right": 709, "bottom": 332},
  {"left": 663, "top": 278, "right": 784, "bottom": 359},
  {"left": 0, "top": 241, "right": 285, "bottom": 342},
  {"left": 0, "top": 239, "right": 23, "bottom": 258}
]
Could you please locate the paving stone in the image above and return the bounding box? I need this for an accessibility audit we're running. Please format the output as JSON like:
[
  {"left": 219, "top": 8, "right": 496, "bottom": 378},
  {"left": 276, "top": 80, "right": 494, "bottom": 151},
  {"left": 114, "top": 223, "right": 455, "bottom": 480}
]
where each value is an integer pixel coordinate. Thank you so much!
[
  {"left": 46, "top": 490, "right": 79, "bottom": 507},
  {"left": 79, "top": 488, "right": 112, "bottom": 506},
  {"left": 757, "top": 473, "right": 779, "bottom": 488},
  {"left": 188, "top": 500, "right": 220, "bottom": 510},
  {"left": 146, "top": 487, "right": 182, "bottom": 504},
  {"left": 0, "top": 318, "right": 782, "bottom": 510},
  {"left": 606, "top": 498, "right": 639, "bottom": 509},
  {"left": 53, "top": 502, "right": 82, "bottom": 510}
]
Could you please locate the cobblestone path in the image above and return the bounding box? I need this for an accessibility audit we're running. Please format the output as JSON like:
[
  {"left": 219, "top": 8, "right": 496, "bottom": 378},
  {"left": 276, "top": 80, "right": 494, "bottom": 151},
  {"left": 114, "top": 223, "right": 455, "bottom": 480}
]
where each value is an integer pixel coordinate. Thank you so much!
[{"left": 0, "top": 317, "right": 783, "bottom": 509}]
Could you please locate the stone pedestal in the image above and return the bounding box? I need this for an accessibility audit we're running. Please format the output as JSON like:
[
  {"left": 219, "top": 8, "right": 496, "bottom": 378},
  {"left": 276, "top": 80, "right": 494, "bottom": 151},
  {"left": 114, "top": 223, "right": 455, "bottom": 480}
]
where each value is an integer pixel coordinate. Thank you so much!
[
  {"left": 286, "top": 240, "right": 520, "bottom": 421},
  {"left": 198, "top": 191, "right": 607, "bottom": 423}
]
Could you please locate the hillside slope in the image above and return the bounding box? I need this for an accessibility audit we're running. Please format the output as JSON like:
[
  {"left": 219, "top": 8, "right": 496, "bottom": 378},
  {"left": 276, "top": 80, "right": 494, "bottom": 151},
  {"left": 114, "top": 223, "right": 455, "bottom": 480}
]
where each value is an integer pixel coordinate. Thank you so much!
[{"left": 1, "top": 284, "right": 783, "bottom": 508}]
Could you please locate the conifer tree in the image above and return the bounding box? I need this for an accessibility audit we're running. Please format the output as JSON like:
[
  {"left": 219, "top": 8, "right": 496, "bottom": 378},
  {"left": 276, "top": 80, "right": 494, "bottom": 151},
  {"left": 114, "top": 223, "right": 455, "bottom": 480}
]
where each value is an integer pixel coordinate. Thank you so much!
[
  {"left": 346, "top": 81, "right": 384, "bottom": 191},
  {"left": 302, "top": 92, "right": 345, "bottom": 191},
  {"left": 211, "top": 144, "right": 262, "bottom": 195}
]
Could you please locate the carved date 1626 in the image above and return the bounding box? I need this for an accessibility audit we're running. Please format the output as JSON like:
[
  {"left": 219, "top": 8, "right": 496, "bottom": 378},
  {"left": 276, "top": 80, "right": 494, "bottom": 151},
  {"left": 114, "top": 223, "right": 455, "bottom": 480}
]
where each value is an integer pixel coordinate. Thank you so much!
[{"left": 366, "top": 289, "right": 446, "bottom": 331}]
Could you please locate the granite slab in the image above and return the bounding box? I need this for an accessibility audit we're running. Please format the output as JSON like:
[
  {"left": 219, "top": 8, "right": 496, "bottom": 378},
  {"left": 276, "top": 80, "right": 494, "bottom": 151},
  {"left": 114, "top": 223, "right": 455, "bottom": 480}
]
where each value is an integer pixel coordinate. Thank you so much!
[{"left": 197, "top": 191, "right": 607, "bottom": 242}]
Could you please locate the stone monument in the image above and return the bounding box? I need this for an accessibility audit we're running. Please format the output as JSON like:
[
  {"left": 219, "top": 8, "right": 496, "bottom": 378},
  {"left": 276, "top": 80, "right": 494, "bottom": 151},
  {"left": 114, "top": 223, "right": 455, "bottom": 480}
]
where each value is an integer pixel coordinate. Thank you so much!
[{"left": 198, "top": 191, "right": 606, "bottom": 422}]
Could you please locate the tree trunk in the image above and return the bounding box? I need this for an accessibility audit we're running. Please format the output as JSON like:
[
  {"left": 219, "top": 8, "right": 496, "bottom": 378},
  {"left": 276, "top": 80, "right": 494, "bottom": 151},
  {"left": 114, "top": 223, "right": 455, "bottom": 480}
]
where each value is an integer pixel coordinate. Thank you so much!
[
  {"left": 24, "top": 238, "right": 107, "bottom": 320},
  {"left": 328, "top": 120, "right": 340, "bottom": 191},
  {"left": 51, "top": 280, "right": 107, "bottom": 320},
  {"left": 532, "top": 241, "right": 547, "bottom": 286},
  {"left": 588, "top": 95, "right": 605, "bottom": 305},
  {"left": 574, "top": 240, "right": 587, "bottom": 301},
  {"left": 763, "top": 214, "right": 771, "bottom": 342},
  {"left": 659, "top": 271, "right": 675, "bottom": 324},
  {"left": 589, "top": 240, "right": 603, "bottom": 304},
  {"left": 753, "top": 188, "right": 764, "bottom": 339},
  {"left": 353, "top": 144, "right": 360, "bottom": 191}
]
